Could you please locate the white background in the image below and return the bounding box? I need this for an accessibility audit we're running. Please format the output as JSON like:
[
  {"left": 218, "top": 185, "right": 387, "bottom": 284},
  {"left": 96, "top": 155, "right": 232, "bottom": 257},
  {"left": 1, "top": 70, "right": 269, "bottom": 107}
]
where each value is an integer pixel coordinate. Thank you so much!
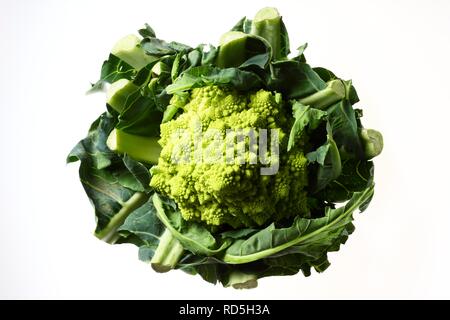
[{"left": 1, "top": 0, "right": 449, "bottom": 299}]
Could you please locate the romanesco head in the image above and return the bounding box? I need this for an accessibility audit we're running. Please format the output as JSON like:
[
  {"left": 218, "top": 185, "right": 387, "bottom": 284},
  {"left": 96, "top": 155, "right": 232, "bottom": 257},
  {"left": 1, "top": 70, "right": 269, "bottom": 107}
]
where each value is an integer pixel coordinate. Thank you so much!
[{"left": 150, "top": 85, "right": 309, "bottom": 228}]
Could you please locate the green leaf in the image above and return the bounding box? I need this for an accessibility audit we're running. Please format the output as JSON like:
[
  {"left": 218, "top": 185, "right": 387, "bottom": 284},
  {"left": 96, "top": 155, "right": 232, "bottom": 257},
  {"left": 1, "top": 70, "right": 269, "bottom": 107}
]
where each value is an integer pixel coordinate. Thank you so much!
[
  {"left": 279, "top": 18, "right": 290, "bottom": 58},
  {"left": 138, "top": 246, "right": 157, "bottom": 262},
  {"left": 116, "top": 89, "right": 163, "bottom": 137},
  {"left": 122, "top": 155, "right": 151, "bottom": 190},
  {"left": 319, "top": 160, "right": 374, "bottom": 202},
  {"left": 307, "top": 125, "right": 342, "bottom": 192},
  {"left": 313, "top": 69, "right": 359, "bottom": 105},
  {"left": 141, "top": 38, "right": 191, "bottom": 57},
  {"left": 231, "top": 17, "right": 253, "bottom": 33},
  {"left": 78, "top": 162, "right": 148, "bottom": 242},
  {"left": 195, "top": 264, "right": 221, "bottom": 285},
  {"left": 111, "top": 55, "right": 175, "bottom": 138},
  {"left": 138, "top": 23, "right": 156, "bottom": 38},
  {"left": 326, "top": 99, "right": 364, "bottom": 158},
  {"left": 217, "top": 31, "right": 272, "bottom": 69},
  {"left": 222, "top": 184, "right": 374, "bottom": 264},
  {"left": 89, "top": 54, "right": 136, "bottom": 92},
  {"left": 114, "top": 155, "right": 151, "bottom": 192},
  {"left": 344, "top": 79, "right": 360, "bottom": 105},
  {"left": 118, "top": 198, "right": 165, "bottom": 246},
  {"left": 269, "top": 60, "right": 326, "bottom": 99},
  {"left": 292, "top": 43, "right": 308, "bottom": 62},
  {"left": 68, "top": 113, "right": 150, "bottom": 242},
  {"left": 200, "top": 45, "right": 218, "bottom": 65},
  {"left": 221, "top": 228, "right": 259, "bottom": 240},
  {"left": 152, "top": 194, "right": 231, "bottom": 256},
  {"left": 67, "top": 113, "right": 118, "bottom": 169},
  {"left": 166, "top": 66, "right": 263, "bottom": 94},
  {"left": 287, "top": 102, "right": 327, "bottom": 151},
  {"left": 313, "top": 67, "right": 337, "bottom": 82},
  {"left": 239, "top": 52, "right": 271, "bottom": 69}
]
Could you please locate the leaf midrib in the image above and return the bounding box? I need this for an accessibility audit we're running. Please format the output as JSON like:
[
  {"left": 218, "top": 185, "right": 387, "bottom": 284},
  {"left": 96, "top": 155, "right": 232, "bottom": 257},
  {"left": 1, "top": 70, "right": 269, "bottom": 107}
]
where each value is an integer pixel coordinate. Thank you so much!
[{"left": 222, "top": 186, "right": 373, "bottom": 264}]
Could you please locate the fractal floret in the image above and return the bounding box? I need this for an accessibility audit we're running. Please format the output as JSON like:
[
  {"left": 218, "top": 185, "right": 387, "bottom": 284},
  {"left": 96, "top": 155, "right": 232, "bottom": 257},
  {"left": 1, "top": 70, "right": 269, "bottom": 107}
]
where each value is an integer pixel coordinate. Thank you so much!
[{"left": 150, "top": 86, "right": 309, "bottom": 228}]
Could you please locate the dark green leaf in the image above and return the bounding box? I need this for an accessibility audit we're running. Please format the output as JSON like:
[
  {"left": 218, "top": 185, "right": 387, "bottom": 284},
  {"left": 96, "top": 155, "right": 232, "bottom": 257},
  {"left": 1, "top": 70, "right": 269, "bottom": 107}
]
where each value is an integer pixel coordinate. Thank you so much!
[
  {"left": 231, "top": 17, "right": 252, "bottom": 33},
  {"left": 114, "top": 155, "right": 151, "bottom": 192},
  {"left": 313, "top": 67, "right": 337, "bottom": 82},
  {"left": 67, "top": 113, "right": 117, "bottom": 169},
  {"left": 326, "top": 99, "right": 364, "bottom": 158},
  {"left": 138, "top": 246, "right": 157, "bottom": 262},
  {"left": 122, "top": 155, "right": 151, "bottom": 190},
  {"left": 166, "top": 66, "right": 263, "bottom": 94},
  {"left": 138, "top": 23, "right": 156, "bottom": 38},
  {"left": 319, "top": 160, "right": 374, "bottom": 202},
  {"left": 153, "top": 194, "right": 231, "bottom": 256},
  {"left": 116, "top": 90, "right": 163, "bottom": 137},
  {"left": 141, "top": 38, "right": 191, "bottom": 57},
  {"left": 307, "top": 125, "right": 342, "bottom": 193},
  {"left": 312, "top": 69, "right": 359, "bottom": 105},
  {"left": 239, "top": 52, "right": 271, "bottom": 69},
  {"left": 344, "top": 79, "right": 360, "bottom": 105},
  {"left": 195, "top": 264, "right": 220, "bottom": 285},
  {"left": 118, "top": 199, "right": 165, "bottom": 245},
  {"left": 200, "top": 45, "right": 218, "bottom": 65},
  {"left": 89, "top": 54, "right": 135, "bottom": 92},
  {"left": 269, "top": 60, "right": 326, "bottom": 99},
  {"left": 78, "top": 162, "right": 148, "bottom": 240},
  {"left": 68, "top": 113, "right": 150, "bottom": 241},
  {"left": 288, "top": 102, "right": 327, "bottom": 151},
  {"left": 220, "top": 228, "right": 259, "bottom": 240},
  {"left": 279, "top": 18, "right": 290, "bottom": 58},
  {"left": 292, "top": 43, "right": 308, "bottom": 62},
  {"left": 222, "top": 184, "right": 374, "bottom": 264}
]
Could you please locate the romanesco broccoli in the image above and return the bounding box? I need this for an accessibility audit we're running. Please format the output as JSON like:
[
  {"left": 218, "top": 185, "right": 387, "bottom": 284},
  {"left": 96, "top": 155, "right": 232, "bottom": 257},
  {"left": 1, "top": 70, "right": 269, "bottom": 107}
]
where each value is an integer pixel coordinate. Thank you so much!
[{"left": 150, "top": 85, "right": 309, "bottom": 228}]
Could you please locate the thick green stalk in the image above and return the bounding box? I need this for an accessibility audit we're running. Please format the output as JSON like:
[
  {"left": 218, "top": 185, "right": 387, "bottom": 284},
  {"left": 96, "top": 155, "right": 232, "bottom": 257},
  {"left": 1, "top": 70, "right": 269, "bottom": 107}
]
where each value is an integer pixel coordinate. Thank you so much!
[
  {"left": 251, "top": 7, "right": 282, "bottom": 60},
  {"left": 111, "top": 34, "right": 155, "bottom": 70},
  {"left": 359, "top": 128, "right": 383, "bottom": 159},
  {"left": 224, "top": 271, "right": 258, "bottom": 289},
  {"left": 107, "top": 129, "right": 161, "bottom": 164},
  {"left": 299, "top": 80, "right": 346, "bottom": 109},
  {"left": 106, "top": 79, "right": 139, "bottom": 113},
  {"left": 95, "top": 192, "right": 149, "bottom": 243},
  {"left": 151, "top": 229, "right": 184, "bottom": 273},
  {"left": 217, "top": 31, "right": 249, "bottom": 68}
]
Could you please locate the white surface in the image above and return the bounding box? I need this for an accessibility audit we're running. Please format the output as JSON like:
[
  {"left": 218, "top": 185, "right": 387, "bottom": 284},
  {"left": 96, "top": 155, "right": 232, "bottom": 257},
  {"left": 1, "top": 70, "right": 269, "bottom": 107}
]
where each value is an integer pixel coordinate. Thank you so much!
[{"left": 1, "top": 0, "right": 449, "bottom": 299}]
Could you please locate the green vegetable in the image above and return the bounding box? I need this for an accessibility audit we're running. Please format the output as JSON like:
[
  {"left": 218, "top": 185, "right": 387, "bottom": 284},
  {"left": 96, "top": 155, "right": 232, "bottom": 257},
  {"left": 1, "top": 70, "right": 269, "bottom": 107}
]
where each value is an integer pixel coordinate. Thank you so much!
[
  {"left": 106, "top": 79, "right": 139, "bottom": 113},
  {"left": 217, "top": 31, "right": 271, "bottom": 69},
  {"left": 111, "top": 34, "right": 156, "bottom": 70},
  {"left": 151, "top": 229, "right": 184, "bottom": 273},
  {"left": 298, "top": 80, "right": 346, "bottom": 110},
  {"left": 69, "top": 7, "right": 383, "bottom": 288},
  {"left": 359, "top": 128, "right": 384, "bottom": 159},
  {"left": 250, "top": 7, "right": 289, "bottom": 60},
  {"left": 107, "top": 129, "right": 161, "bottom": 164},
  {"left": 150, "top": 86, "right": 309, "bottom": 228}
]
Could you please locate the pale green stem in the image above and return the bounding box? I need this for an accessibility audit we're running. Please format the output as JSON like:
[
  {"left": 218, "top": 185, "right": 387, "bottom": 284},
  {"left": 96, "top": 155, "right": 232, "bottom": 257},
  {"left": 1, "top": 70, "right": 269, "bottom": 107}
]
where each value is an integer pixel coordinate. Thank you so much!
[
  {"left": 299, "top": 80, "right": 346, "bottom": 109},
  {"left": 151, "top": 229, "right": 184, "bottom": 273},
  {"left": 95, "top": 192, "right": 149, "bottom": 243}
]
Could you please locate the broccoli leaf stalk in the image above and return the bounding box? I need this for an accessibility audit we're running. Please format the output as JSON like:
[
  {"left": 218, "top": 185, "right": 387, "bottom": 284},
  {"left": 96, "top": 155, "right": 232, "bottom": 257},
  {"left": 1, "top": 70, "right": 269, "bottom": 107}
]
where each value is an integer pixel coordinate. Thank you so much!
[
  {"left": 151, "top": 229, "right": 184, "bottom": 273},
  {"left": 251, "top": 7, "right": 283, "bottom": 60},
  {"left": 224, "top": 271, "right": 258, "bottom": 289},
  {"left": 217, "top": 32, "right": 249, "bottom": 68},
  {"left": 107, "top": 129, "right": 161, "bottom": 164},
  {"left": 95, "top": 192, "right": 149, "bottom": 243},
  {"left": 298, "top": 80, "right": 346, "bottom": 109},
  {"left": 359, "top": 128, "right": 383, "bottom": 159}
]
